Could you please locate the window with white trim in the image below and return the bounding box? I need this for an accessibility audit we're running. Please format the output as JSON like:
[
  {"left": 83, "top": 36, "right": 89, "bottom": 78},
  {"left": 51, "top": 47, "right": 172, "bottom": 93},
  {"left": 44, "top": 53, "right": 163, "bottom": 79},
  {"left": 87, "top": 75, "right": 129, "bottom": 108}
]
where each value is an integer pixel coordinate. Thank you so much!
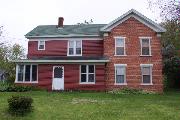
[
  {"left": 140, "top": 38, "right": 151, "bottom": 55},
  {"left": 80, "top": 65, "right": 95, "bottom": 83},
  {"left": 68, "top": 40, "right": 82, "bottom": 56},
  {"left": 141, "top": 64, "right": 153, "bottom": 84},
  {"left": 115, "top": 64, "right": 126, "bottom": 84},
  {"left": 115, "top": 37, "right": 125, "bottom": 55},
  {"left": 16, "top": 65, "right": 38, "bottom": 83},
  {"left": 38, "top": 40, "right": 45, "bottom": 50}
]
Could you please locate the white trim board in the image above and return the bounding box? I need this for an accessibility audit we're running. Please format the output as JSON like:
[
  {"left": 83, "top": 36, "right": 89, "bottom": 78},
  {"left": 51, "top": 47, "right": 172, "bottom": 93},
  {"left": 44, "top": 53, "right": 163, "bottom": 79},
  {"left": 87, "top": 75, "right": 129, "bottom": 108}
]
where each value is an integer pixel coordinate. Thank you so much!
[
  {"left": 13, "top": 59, "right": 109, "bottom": 63},
  {"left": 29, "top": 37, "right": 103, "bottom": 41},
  {"left": 26, "top": 34, "right": 101, "bottom": 39}
]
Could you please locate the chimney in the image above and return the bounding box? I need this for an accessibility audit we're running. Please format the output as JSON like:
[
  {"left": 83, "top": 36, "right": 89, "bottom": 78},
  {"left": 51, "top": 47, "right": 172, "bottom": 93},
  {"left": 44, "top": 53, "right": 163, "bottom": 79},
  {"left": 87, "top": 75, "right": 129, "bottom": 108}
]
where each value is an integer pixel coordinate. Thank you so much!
[{"left": 58, "top": 17, "right": 64, "bottom": 28}]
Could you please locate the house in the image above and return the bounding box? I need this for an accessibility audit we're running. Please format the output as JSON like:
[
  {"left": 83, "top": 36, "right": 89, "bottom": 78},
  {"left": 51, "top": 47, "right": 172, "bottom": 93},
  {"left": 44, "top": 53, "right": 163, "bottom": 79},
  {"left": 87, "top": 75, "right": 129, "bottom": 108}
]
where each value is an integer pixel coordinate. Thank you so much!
[{"left": 14, "top": 9, "right": 166, "bottom": 92}]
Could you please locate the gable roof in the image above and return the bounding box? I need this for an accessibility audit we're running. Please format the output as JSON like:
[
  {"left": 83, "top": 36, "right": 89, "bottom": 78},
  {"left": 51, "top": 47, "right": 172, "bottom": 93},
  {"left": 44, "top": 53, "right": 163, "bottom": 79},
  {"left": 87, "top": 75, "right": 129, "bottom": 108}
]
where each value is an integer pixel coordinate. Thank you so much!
[
  {"left": 100, "top": 9, "right": 166, "bottom": 33},
  {"left": 25, "top": 24, "right": 106, "bottom": 39}
]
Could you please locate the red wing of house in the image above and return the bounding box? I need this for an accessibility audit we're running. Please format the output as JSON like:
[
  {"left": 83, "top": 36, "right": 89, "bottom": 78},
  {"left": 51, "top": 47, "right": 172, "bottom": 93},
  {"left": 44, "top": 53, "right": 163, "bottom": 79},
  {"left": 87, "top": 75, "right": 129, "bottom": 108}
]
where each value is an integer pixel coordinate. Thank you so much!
[{"left": 14, "top": 9, "right": 166, "bottom": 92}]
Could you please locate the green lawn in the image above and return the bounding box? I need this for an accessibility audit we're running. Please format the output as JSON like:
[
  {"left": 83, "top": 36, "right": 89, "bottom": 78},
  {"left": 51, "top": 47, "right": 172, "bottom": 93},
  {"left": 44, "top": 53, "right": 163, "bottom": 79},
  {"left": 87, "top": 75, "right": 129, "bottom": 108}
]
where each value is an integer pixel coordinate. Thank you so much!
[{"left": 0, "top": 90, "right": 180, "bottom": 120}]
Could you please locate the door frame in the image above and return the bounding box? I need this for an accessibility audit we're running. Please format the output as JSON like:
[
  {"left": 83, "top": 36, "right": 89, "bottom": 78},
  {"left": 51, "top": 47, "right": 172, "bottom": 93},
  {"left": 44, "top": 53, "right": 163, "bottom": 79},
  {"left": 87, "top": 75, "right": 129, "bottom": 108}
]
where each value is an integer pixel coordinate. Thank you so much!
[{"left": 52, "top": 66, "right": 64, "bottom": 90}]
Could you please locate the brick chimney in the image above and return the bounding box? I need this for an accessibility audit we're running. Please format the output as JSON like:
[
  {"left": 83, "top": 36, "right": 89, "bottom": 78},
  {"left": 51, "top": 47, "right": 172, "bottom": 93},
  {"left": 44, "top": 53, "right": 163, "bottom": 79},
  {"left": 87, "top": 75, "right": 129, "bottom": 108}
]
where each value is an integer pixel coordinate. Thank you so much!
[{"left": 58, "top": 17, "right": 64, "bottom": 28}]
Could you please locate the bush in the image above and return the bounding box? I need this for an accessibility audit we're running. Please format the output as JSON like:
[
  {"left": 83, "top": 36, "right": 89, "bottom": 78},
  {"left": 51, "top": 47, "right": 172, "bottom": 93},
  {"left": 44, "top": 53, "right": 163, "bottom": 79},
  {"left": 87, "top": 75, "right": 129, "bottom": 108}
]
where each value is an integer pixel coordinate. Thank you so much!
[
  {"left": 0, "top": 82, "right": 32, "bottom": 92},
  {"left": 8, "top": 96, "right": 33, "bottom": 116},
  {"left": 163, "top": 56, "right": 180, "bottom": 88},
  {"left": 108, "top": 87, "right": 156, "bottom": 95}
]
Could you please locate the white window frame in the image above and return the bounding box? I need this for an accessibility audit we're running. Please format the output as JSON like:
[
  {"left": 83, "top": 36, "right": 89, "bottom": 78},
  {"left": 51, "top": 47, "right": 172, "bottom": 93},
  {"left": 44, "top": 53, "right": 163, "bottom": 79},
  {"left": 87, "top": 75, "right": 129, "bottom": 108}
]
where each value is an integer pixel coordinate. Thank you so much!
[
  {"left": 38, "top": 40, "right": 45, "bottom": 50},
  {"left": 80, "top": 65, "right": 95, "bottom": 84},
  {"left": 114, "top": 37, "right": 126, "bottom": 56},
  {"left": 140, "top": 64, "right": 153, "bottom": 85},
  {"left": 15, "top": 64, "right": 38, "bottom": 83},
  {"left": 114, "top": 64, "right": 127, "bottom": 85},
  {"left": 139, "top": 37, "right": 152, "bottom": 56},
  {"left": 67, "top": 40, "right": 82, "bottom": 56}
]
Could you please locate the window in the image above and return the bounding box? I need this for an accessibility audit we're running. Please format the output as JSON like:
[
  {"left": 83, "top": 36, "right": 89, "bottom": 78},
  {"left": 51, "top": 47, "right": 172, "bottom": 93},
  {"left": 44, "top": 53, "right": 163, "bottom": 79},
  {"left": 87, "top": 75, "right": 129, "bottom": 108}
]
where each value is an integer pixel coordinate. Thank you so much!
[
  {"left": 38, "top": 40, "right": 45, "bottom": 50},
  {"left": 140, "top": 37, "right": 151, "bottom": 56},
  {"left": 115, "top": 64, "right": 127, "bottom": 84},
  {"left": 115, "top": 37, "right": 125, "bottom": 55},
  {"left": 16, "top": 65, "right": 38, "bottom": 83},
  {"left": 141, "top": 64, "right": 153, "bottom": 84},
  {"left": 80, "top": 65, "right": 95, "bottom": 83},
  {"left": 68, "top": 40, "right": 82, "bottom": 56}
]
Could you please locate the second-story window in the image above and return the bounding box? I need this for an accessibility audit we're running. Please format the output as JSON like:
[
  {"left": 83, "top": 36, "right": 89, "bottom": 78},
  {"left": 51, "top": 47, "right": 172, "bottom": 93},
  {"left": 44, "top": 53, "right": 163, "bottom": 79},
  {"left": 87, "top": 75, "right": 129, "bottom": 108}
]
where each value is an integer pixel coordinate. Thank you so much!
[
  {"left": 68, "top": 40, "right": 82, "bottom": 56},
  {"left": 115, "top": 37, "right": 126, "bottom": 55},
  {"left": 38, "top": 40, "right": 45, "bottom": 50},
  {"left": 140, "top": 37, "right": 151, "bottom": 56}
]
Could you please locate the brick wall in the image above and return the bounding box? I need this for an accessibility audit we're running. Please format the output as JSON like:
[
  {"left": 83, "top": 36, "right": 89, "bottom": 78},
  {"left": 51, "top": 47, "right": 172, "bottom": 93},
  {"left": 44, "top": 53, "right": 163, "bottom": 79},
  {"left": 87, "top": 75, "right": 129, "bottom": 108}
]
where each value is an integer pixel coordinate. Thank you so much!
[{"left": 103, "top": 17, "right": 163, "bottom": 93}]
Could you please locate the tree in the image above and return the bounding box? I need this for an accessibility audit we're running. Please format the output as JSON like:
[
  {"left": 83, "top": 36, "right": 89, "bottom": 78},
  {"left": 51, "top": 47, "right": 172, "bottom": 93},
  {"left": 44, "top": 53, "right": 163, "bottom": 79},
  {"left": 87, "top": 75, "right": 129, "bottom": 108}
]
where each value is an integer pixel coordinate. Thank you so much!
[
  {"left": 148, "top": 0, "right": 180, "bottom": 21},
  {"left": 0, "top": 27, "right": 25, "bottom": 83},
  {"left": 161, "top": 20, "right": 180, "bottom": 58}
]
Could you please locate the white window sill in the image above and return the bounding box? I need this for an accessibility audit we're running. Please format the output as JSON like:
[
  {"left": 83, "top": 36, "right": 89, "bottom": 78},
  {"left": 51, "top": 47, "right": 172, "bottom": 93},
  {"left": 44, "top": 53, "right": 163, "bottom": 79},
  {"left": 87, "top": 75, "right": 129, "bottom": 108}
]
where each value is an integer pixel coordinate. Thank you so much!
[
  {"left": 38, "top": 49, "right": 45, "bottom": 51},
  {"left": 140, "top": 55, "right": 152, "bottom": 57},
  {"left": 141, "top": 83, "right": 153, "bottom": 85},
  {"left": 114, "top": 83, "right": 127, "bottom": 85},
  {"left": 15, "top": 81, "right": 38, "bottom": 84},
  {"left": 67, "top": 55, "right": 82, "bottom": 56},
  {"left": 114, "top": 55, "right": 127, "bottom": 56},
  {"left": 80, "top": 82, "right": 95, "bottom": 85}
]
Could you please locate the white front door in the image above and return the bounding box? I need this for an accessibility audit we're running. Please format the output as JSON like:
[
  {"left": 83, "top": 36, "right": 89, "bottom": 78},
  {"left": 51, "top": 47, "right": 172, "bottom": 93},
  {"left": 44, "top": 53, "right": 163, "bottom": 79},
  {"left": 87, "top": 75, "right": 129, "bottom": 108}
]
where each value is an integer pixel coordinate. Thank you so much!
[{"left": 52, "top": 66, "right": 64, "bottom": 90}]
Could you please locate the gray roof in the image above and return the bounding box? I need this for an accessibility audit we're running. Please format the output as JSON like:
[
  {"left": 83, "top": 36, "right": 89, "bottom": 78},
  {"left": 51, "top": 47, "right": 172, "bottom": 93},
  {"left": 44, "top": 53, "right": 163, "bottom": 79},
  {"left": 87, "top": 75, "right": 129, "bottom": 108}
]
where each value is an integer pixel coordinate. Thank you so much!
[
  {"left": 25, "top": 9, "right": 166, "bottom": 39},
  {"left": 13, "top": 56, "right": 109, "bottom": 63},
  {"left": 25, "top": 24, "right": 106, "bottom": 38}
]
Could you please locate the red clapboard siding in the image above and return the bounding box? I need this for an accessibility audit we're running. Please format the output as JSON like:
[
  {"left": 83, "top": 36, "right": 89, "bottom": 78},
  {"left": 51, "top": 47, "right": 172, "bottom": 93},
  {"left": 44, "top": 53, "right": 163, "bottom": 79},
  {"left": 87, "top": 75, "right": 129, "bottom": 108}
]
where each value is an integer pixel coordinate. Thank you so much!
[
  {"left": 18, "top": 64, "right": 106, "bottom": 91},
  {"left": 28, "top": 40, "right": 67, "bottom": 58},
  {"left": 28, "top": 40, "right": 103, "bottom": 58},
  {"left": 83, "top": 40, "right": 103, "bottom": 56}
]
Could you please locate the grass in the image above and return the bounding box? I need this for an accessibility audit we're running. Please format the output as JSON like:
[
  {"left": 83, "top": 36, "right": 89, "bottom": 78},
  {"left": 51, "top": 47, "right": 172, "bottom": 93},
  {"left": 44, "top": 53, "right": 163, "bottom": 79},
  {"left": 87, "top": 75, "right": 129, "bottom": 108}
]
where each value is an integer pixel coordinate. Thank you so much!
[{"left": 0, "top": 90, "right": 180, "bottom": 120}]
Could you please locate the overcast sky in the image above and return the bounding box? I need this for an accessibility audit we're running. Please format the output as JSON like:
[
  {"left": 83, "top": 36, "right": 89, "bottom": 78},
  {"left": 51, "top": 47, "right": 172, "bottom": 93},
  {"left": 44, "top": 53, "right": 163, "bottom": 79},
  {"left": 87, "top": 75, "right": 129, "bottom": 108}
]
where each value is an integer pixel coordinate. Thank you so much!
[{"left": 0, "top": 0, "right": 161, "bottom": 50}]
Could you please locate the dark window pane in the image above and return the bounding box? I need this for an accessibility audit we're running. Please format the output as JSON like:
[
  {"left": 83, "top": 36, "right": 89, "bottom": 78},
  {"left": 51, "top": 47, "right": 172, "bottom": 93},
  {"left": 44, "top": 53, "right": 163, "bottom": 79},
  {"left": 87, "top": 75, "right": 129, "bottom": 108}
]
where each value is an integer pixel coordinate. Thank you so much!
[
  {"left": 25, "top": 65, "right": 30, "bottom": 81},
  {"left": 142, "top": 47, "right": 150, "bottom": 55},
  {"left": 18, "top": 65, "right": 24, "bottom": 81},
  {"left": 54, "top": 67, "right": 63, "bottom": 78},
  {"left": 116, "top": 75, "right": 124, "bottom": 83},
  {"left": 143, "top": 75, "right": 151, "bottom": 83},
  {"left": 88, "top": 74, "right": 94, "bottom": 82},
  {"left": 32, "top": 65, "right": 37, "bottom": 81},
  {"left": 76, "top": 48, "right": 81, "bottom": 54},
  {"left": 116, "top": 47, "right": 124, "bottom": 55},
  {"left": 39, "top": 45, "right": 44, "bottom": 49},
  {"left": 81, "top": 65, "right": 86, "bottom": 73},
  {"left": 81, "top": 74, "right": 86, "bottom": 82},
  {"left": 89, "top": 65, "right": 94, "bottom": 73},
  {"left": 69, "top": 48, "right": 74, "bottom": 55}
]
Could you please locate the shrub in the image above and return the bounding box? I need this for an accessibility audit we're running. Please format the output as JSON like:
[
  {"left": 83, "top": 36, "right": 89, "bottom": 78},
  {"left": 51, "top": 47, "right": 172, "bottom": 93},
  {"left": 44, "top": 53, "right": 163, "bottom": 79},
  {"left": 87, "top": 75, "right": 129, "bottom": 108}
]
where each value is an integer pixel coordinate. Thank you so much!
[
  {"left": 163, "top": 56, "right": 180, "bottom": 88},
  {"left": 108, "top": 87, "right": 156, "bottom": 95},
  {"left": 0, "top": 82, "right": 32, "bottom": 92},
  {"left": 8, "top": 96, "right": 33, "bottom": 116}
]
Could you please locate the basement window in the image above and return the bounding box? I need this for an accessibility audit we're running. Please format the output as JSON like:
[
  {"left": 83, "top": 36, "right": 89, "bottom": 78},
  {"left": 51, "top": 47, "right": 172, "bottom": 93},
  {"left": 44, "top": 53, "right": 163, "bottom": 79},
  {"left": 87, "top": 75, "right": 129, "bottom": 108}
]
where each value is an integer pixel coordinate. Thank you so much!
[{"left": 16, "top": 65, "right": 38, "bottom": 83}]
